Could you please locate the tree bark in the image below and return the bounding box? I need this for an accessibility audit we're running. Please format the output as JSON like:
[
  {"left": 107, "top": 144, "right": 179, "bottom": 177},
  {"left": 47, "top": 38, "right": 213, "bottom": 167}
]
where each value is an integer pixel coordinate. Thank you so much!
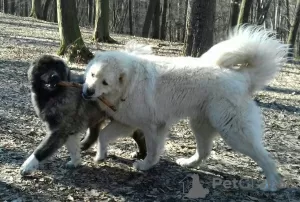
[
  {"left": 229, "top": 0, "right": 240, "bottom": 28},
  {"left": 285, "top": 0, "right": 290, "bottom": 30},
  {"left": 53, "top": 0, "right": 57, "bottom": 22},
  {"left": 142, "top": 0, "right": 159, "bottom": 37},
  {"left": 128, "top": 0, "right": 133, "bottom": 35},
  {"left": 152, "top": 0, "right": 160, "bottom": 39},
  {"left": 257, "top": 0, "right": 272, "bottom": 25},
  {"left": 237, "top": 0, "right": 253, "bottom": 25},
  {"left": 9, "top": 0, "right": 15, "bottom": 14},
  {"left": 93, "top": 0, "right": 117, "bottom": 43},
  {"left": 30, "top": 0, "right": 43, "bottom": 19},
  {"left": 24, "top": 0, "right": 28, "bottom": 16},
  {"left": 182, "top": 0, "right": 188, "bottom": 42},
  {"left": 287, "top": 0, "right": 300, "bottom": 58},
  {"left": 183, "top": 0, "right": 216, "bottom": 57},
  {"left": 57, "top": 0, "right": 93, "bottom": 63},
  {"left": 3, "top": 0, "right": 8, "bottom": 13},
  {"left": 88, "top": 0, "right": 93, "bottom": 25},
  {"left": 43, "top": 0, "right": 53, "bottom": 21},
  {"left": 160, "top": 0, "right": 168, "bottom": 40}
]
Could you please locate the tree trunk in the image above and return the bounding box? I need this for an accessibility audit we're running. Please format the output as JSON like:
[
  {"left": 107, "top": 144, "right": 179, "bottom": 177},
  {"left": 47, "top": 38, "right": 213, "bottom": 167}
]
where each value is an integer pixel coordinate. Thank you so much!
[
  {"left": 142, "top": 0, "right": 159, "bottom": 37},
  {"left": 287, "top": 0, "right": 300, "bottom": 58},
  {"left": 257, "top": 0, "right": 272, "bottom": 25},
  {"left": 24, "top": 0, "right": 28, "bottom": 16},
  {"left": 183, "top": 0, "right": 216, "bottom": 57},
  {"left": 57, "top": 0, "right": 93, "bottom": 63},
  {"left": 229, "top": 0, "right": 240, "bottom": 28},
  {"left": 43, "top": 0, "right": 53, "bottom": 21},
  {"left": 237, "top": 0, "right": 253, "bottom": 25},
  {"left": 160, "top": 0, "right": 168, "bottom": 40},
  {"left": 9, "top": 0, "right": 15, "bottom": 14},
  {"left": 286, "top": 0, "right": 290, "bottom": 30},
  {"left": 3, "top": 0, "right": 8, "bottom": 13},
  {"left": 182, "top": 0, "right": 188, "bottom": 42},
  {"left": 53, "top": 0, "right": 57, "bottom": 22},
  {"left": 30, "top": 0, "right": 43, "bottom": 19},
  {"left": 88, "top": 0, "right": 93, "bottom": 25},
  {"left": 93, "top": 0, "right": 117, "bottom": 43},
  {"left": 128, "top": 0, "right": 133, "bottom": 35},
  {"left": 152, "top": 0, "right": 160, "bottom": 39}
]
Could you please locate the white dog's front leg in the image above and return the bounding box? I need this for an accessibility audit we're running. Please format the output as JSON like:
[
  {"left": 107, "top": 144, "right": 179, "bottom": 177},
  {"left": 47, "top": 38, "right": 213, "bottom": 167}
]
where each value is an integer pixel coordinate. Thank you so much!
[
  {"left": 133, "top": 126, "right": 167, "bottom": 171},
  {"left": 94, "top": 121, "right": 135, "bottom": 162},
  {"left": 65, "top": 134, "right": 81, "bottom": 168}
]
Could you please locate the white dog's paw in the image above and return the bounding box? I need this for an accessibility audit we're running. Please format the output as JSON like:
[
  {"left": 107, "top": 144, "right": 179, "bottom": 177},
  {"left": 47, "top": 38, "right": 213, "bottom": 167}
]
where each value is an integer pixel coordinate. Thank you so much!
[
  {"left": 259, "top": 176, "right": 282, "bottom": 192},
  {"left": 20, "top": 154, "right": 39, "bottom": 176},
  {"left": 66, "top": 159, "right": 81, "bottom": 169},
  {"left": 133, "top": 160, "right": 153, "bottom": 171},
  {"left": 94, "top": 151, "right": 107, "bottom": 162},
  {"left": 176, "top": 157, "right": 199, "bottom": 167}
]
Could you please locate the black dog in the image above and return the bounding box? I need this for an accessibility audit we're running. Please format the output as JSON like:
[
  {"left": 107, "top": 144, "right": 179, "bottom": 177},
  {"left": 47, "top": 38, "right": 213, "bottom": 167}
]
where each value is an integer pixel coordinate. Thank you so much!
[{"left": 20, "top": 55, "right": 146, "bottom": 175}]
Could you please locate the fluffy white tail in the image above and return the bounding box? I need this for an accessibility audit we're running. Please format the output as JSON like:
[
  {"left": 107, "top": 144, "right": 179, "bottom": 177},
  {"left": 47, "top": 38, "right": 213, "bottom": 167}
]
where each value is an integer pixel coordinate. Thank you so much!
[{"left": 200, "top": 25, "right": 289, "bottom": 93}]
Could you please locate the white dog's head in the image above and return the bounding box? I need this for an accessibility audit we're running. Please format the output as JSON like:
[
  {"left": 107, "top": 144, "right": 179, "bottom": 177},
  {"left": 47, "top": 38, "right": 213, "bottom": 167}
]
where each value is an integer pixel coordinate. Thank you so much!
[{"left": 82, "top": 51, "right": 132, "bottom": 101}]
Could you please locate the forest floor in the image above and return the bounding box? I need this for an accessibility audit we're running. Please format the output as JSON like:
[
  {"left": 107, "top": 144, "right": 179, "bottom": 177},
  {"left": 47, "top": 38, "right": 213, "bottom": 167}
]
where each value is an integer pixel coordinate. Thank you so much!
[{"left": 0, "top": 13, "right": 300, "bottom": 202}]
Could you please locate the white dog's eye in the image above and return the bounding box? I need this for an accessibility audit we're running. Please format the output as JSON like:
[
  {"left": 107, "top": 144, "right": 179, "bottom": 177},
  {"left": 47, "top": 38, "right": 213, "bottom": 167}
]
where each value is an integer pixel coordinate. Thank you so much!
[
  {"left": 91, "top": 73, "right": 95, "bottom": 77},
  {"left": 102, "top": 80, "right": 108, "bottom": 86}
]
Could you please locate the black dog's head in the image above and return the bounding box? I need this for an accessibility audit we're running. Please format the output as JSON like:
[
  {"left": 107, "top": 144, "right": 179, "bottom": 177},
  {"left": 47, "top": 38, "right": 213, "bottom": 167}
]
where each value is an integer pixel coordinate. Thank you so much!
[{"left": 28, "top": 55, "right": 70, "bottom": 93}]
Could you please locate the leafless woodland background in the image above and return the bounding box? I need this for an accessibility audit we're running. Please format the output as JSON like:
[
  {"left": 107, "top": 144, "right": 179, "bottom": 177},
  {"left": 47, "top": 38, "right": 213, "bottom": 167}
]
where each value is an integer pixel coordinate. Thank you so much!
[
  {"left": 1, "top": 0, "right": 300, "bottom": 55},
  {"left": 0, "top": 0, "right": 300, "bottom": 201}
]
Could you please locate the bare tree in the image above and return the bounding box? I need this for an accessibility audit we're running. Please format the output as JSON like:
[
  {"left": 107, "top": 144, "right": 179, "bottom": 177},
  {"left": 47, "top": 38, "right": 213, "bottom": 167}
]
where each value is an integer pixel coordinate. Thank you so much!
[
  {"left": 43, "top": 0, "right": 53, "bottom": 20},
  {"left": 142, "top": 0, "right": 159, "bottom": 37},
  {"left": 57, "top": 0, "right": 93, "bottom": 62},
  {"left": 3, "top": 0, "right": 8, "bottom": 13},
  {"left": 229, "top": 0, "right": 240, "bottom": 27},
  {"left": 160, "top": 0, "right": 168, "bottom": 40},
  {"left": 88, "top": 0, "right": 93, "bottom": 24},
  {"left": 238, "top": 0, "right": 253, "bottom": 25},
  {"left": 30, "top": 0, "right": 43, "bottom": 19},
  {"left": 287, "top": 0, "right": 300, "bottom": 57},
  {"left": 152, "top": 0, "right": 160, "bottom": 39},
  {"left": 9, "top": 0, "right": 15, "bottom": 14},
  {"left": 93, "top": 0, "right": 116, "bottom": 43},
  {"left": 257, "top": 0, "right": 272, "bottom": 25},
  {"left": 53, "top": 0, "right": 57, "bottom": 22},
  {"left": 128, "top": 0, "right": 133, "bottom": 35},
  {"left": 183, "top": 0, "right": 216, "bottom": 57}
]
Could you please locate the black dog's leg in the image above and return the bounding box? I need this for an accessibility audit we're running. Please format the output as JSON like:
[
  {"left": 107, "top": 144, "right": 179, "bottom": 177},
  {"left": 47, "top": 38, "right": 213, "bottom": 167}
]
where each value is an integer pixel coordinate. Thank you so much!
[
  {"left": 131, "top": 130, "right": 147, "bottom": 159},
  {"left": 20, "top": 131, "right": 67, "bottom": 175},
  {"left": 81, "top": 125, "right": 101, "bottom": 151}
]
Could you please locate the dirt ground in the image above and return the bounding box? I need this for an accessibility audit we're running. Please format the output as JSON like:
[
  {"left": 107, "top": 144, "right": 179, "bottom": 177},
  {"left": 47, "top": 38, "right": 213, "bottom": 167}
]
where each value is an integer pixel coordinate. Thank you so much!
[{"left": 0, "top": 13, "right": 299, "bottom": 202}]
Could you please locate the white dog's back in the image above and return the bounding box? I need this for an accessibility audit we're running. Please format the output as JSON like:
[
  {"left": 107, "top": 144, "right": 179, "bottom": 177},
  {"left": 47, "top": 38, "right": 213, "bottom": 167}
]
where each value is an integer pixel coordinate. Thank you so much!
[{"left": 83, "top": 25, "right": 289, "bottom": 191}]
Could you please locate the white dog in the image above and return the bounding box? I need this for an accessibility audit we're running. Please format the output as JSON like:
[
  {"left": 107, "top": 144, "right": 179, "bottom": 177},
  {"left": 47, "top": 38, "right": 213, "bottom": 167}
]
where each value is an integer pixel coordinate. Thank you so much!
[{"left": 82, "top": 26, "right": 288, "bottom": 191}]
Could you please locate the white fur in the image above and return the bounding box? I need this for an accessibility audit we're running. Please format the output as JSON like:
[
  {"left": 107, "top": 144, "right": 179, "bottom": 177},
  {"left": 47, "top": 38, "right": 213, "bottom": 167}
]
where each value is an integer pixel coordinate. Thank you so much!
[
  {"left": 65, "top": 134, "right": 82, "bottom": 168},
  {"left": 83, "top": 26, "right": 288, "bottom": 191},
  {"left": 20, "top": 153, "right": 39, "bottom": 175}
]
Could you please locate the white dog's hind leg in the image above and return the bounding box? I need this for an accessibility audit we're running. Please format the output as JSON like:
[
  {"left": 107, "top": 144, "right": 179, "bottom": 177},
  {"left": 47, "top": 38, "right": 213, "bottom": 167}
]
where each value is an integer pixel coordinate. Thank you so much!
[
  {"left": 65, "top": 134, "right": 82, "bottom": 168},
  {"left": 94, "top": 121, "right": 135, "bottom": 162},
  {"left": 133, "top": 125, "right": 167, "bottom": 170},
  {"left": 176, "top": 119, "right": 217, "bottom": 167},
  {"left": 209, "top": 100, "right": 280, "bottom": 191}
]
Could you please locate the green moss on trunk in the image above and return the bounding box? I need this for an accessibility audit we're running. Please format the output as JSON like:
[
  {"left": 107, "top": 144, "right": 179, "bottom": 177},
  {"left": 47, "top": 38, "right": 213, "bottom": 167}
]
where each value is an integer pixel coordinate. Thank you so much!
[{"left": 57, "top": 0, "right": 93, "bottom": 63}]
